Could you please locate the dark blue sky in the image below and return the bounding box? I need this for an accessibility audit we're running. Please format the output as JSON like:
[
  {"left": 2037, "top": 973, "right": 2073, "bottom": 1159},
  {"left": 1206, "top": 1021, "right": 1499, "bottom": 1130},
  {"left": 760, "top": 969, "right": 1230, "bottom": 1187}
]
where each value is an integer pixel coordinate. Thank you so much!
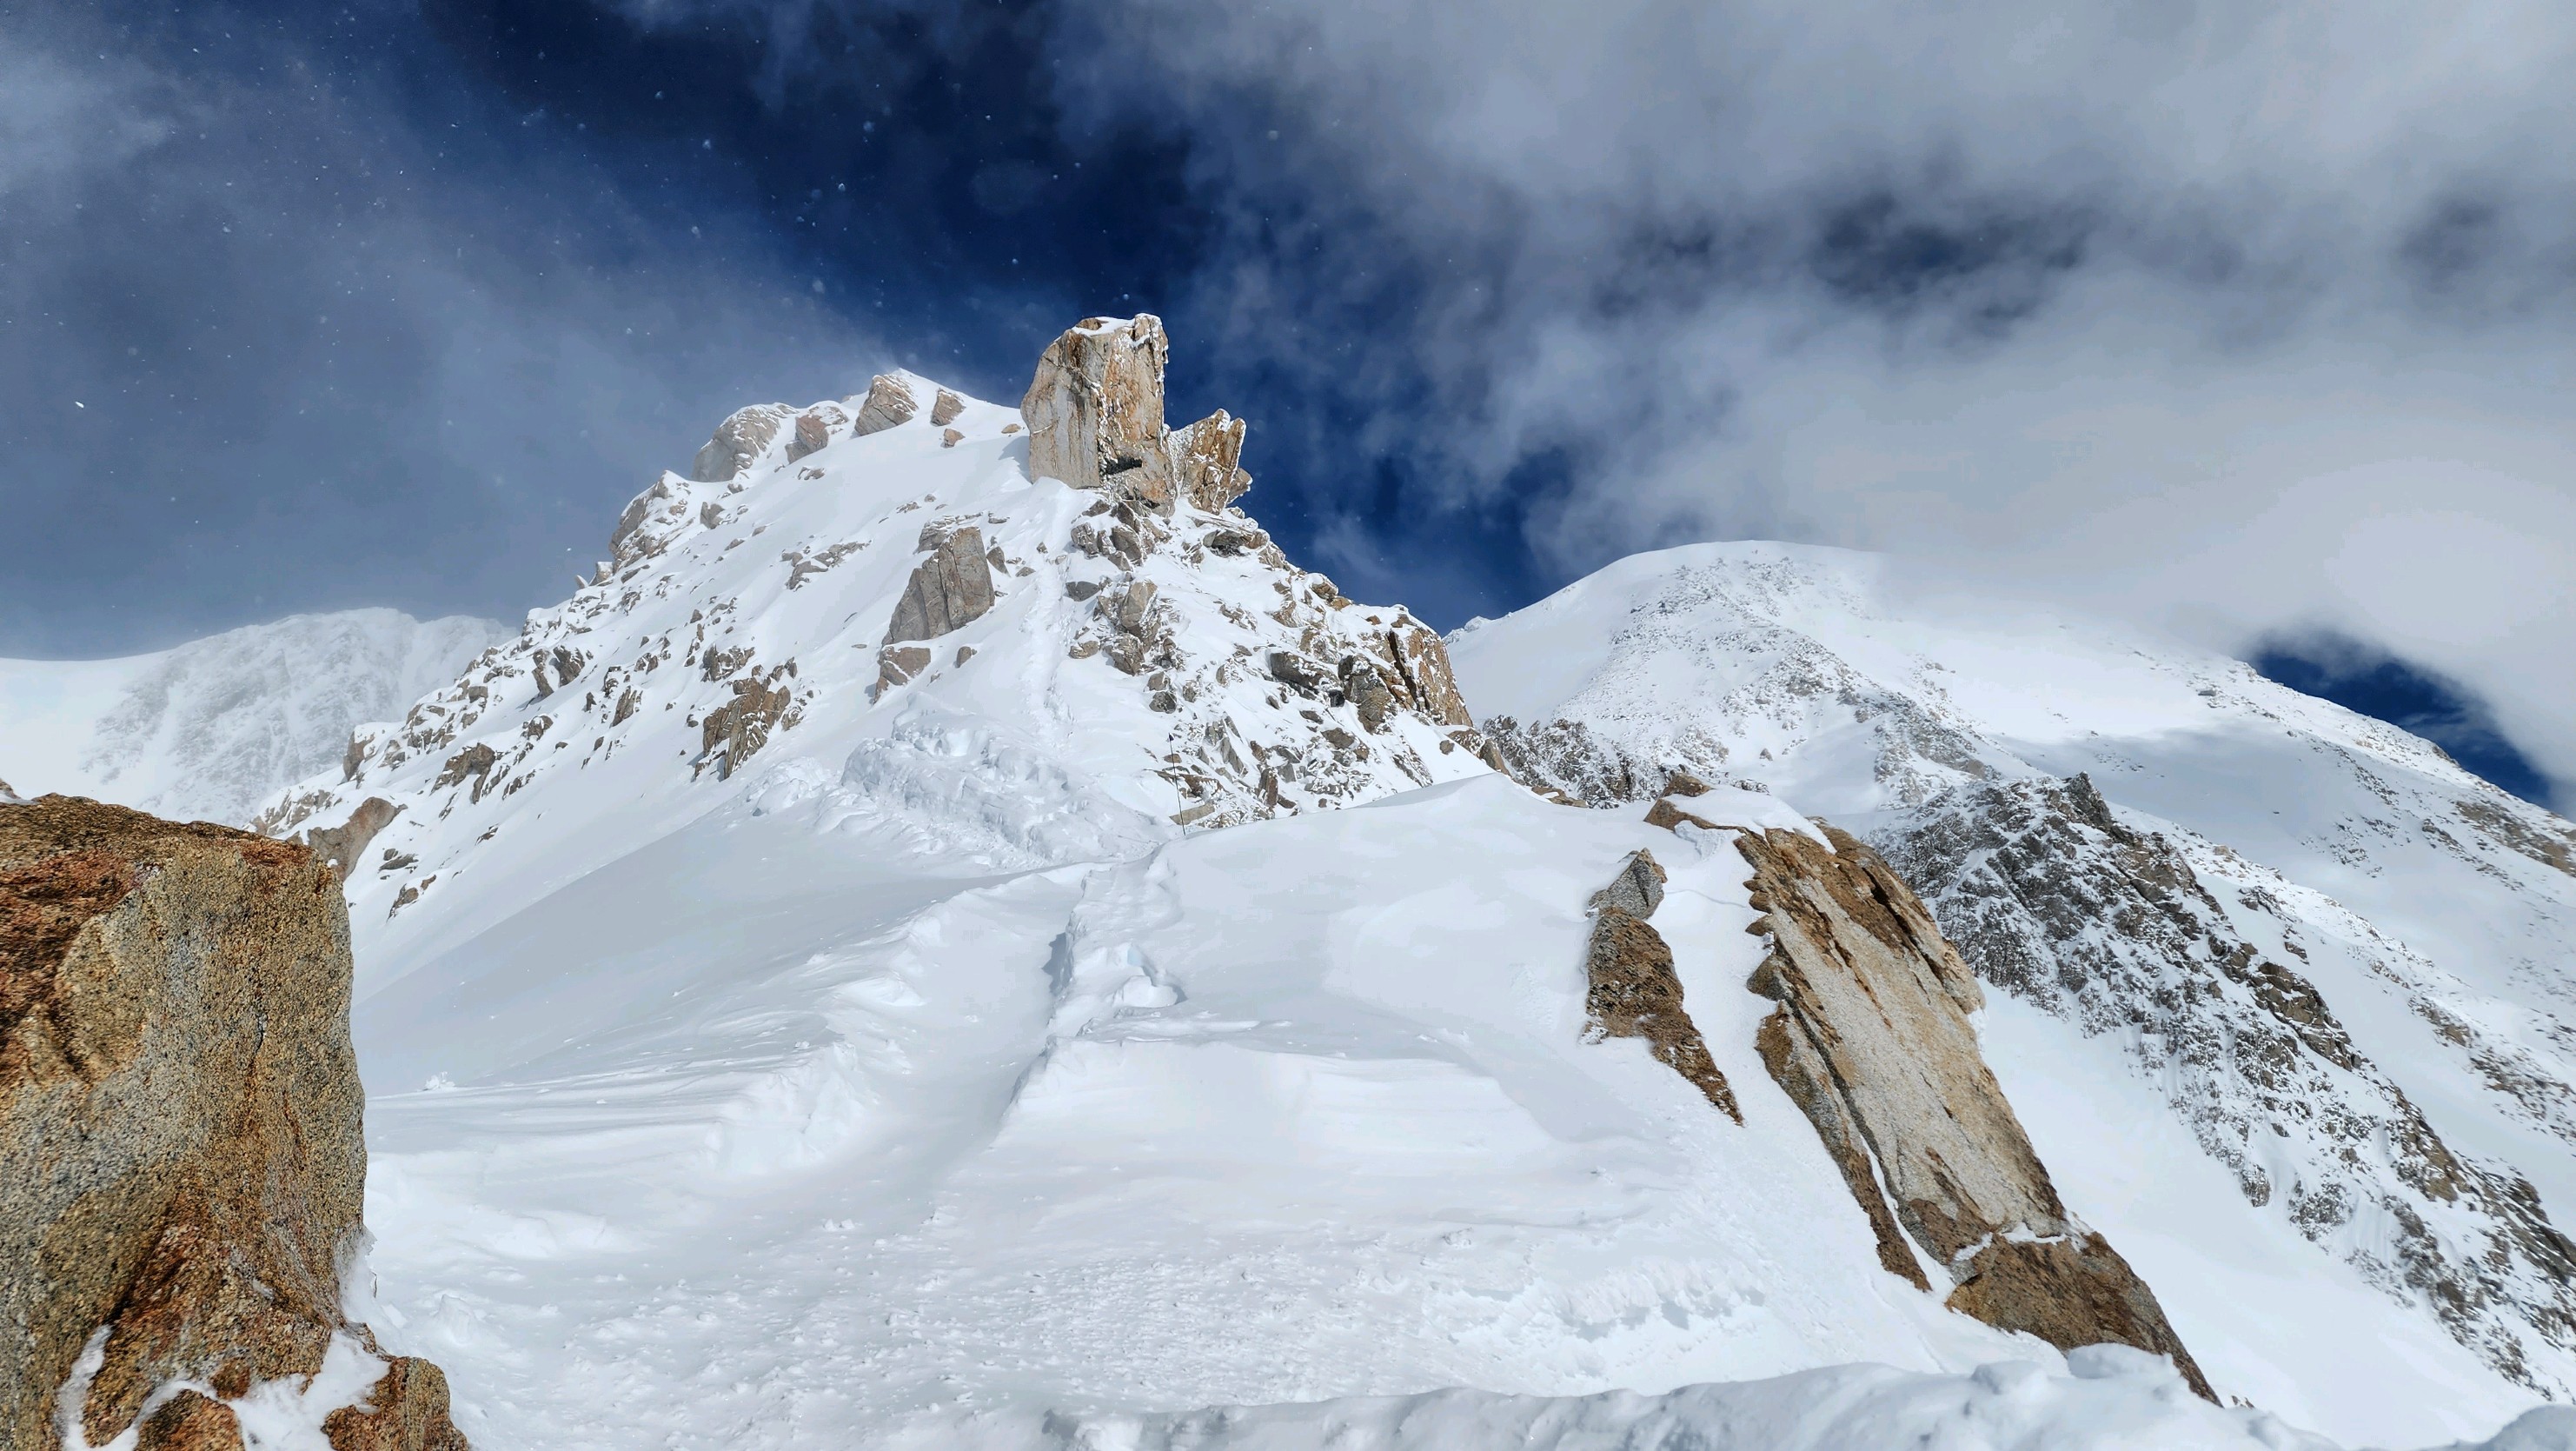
[
  {"left": 8, "top": 0, "right": 2571, "bottom": 805},
  {"left": 3, "top": 0, "right": 1557, "bottom": 656}
]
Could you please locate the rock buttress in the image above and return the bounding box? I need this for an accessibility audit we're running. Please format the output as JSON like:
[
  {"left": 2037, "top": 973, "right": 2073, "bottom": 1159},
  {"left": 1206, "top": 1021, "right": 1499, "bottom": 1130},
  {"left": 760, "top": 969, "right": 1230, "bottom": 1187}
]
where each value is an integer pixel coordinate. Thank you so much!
[
  {"left": 0, "top": 795, "right": 469, "bottom": 1451},
  {"left": 1582, "top": 849, "right": 1741, "bottom": 1122},
  {"left": 1020, "top": 315, "right": 1170, "bottom": 494},
  {"left": 1735, "top": 822, "right": 2212, "bottom": 1400},
  {"left": 884, "top": 523, "right": 998, "bottom": 646}
]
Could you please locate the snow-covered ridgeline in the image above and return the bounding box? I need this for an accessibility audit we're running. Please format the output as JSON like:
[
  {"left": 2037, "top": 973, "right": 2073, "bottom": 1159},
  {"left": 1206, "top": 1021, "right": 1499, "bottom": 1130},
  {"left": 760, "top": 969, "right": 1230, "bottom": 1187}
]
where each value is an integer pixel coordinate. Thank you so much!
[
  {"left": 253, "top": 340, "right": 1496, "bottom": 986},
  {"left": 0, "top": 609, "right": 501, "bottom": 827},
  {"left": 1447, "top": 541, "right": 2576, "bottom": 1410}
]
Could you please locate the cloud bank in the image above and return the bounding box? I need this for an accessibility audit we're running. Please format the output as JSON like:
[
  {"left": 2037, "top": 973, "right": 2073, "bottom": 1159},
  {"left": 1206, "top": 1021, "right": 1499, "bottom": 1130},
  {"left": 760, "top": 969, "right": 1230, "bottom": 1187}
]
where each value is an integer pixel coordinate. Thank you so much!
[
  {"left": 14, "top": 0, "right": 2572, "bottom": 795},
  {"left": 1025, "top": 0, "right": 2576, "bottom": 788}
]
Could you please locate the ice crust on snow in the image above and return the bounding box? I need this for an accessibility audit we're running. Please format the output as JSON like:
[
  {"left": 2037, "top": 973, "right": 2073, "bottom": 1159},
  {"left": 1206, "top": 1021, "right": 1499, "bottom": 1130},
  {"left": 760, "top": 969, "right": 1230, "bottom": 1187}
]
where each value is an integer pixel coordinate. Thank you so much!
[{"left": 897, "top": 1347, "right": 2457, "bottom": 1451}]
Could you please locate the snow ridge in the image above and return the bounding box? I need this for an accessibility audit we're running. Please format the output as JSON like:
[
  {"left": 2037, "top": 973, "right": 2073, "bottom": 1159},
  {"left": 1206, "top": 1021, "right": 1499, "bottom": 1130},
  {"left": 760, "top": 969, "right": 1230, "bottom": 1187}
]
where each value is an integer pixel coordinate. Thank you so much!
[
  {"left": 1448, "top": 539, "right": 2576, "bottom": 1419},
  {"left": 250, "top": 343, "right": 1496, "bottom": 985}
]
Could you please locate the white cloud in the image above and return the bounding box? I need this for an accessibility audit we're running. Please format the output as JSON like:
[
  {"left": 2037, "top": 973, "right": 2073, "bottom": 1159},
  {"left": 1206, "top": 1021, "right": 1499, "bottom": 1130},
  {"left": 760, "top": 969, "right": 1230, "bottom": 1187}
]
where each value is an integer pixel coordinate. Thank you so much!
[
  {"left": 0, "top": 40, "right": 172, "bottom": 195},
  {"left": 1055, "top": 0, "right": 2576, "bottom": 783}
]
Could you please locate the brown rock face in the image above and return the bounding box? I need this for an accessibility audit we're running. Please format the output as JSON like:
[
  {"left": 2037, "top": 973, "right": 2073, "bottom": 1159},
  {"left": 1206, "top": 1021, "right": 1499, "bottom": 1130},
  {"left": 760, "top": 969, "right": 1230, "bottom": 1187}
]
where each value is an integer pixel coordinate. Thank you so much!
[
  {"left": 1021, "top": 316, "right": 1169, "bottom": 493},
  {"left": 850, "top": 374, "right": 920, "bottom": 436},
  {"left": 1644, "top": 796, "right": 1717, "bottom": 833},
  {"left": 1582, "top": 850, "right": 1741, "bottom": 1122},
  {"left": 302, "top": 797, "right": 400, "bottom": 877},
  {"left": 786, "top": 404, "right": 845, "bottom": 463},
  {"left": 1167, "top": 409, "right": 1251, "bottom": 511},
  {"left": 1734, "top": 823, "right": 2210, "bottom": 1398},
  {"left": 1379, "top": 624, "right": 1475, "bottom": 731},
  {"left": 137, "top": 1389, "right": 244, "bottom": 1450},
  {"left": 876, "top": 645, "right": 933, "bottom": 696},
  {"left": 0, "top": 795, "right": 469, "bottom": 1450},
  {"left": 320, "top": 1355, "right": 469, "bottom": 1451},
  {"left": 699, "top": 677, "right": 794, "bottom": 781},
  {"left": 884, "top": 525, "right": 997, "bottom": 644}
]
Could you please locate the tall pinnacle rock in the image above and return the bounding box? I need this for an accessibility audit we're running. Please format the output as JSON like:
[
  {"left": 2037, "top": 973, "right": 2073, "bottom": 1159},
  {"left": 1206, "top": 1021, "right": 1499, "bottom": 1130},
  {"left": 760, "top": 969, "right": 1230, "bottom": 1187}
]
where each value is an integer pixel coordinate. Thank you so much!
[{"left": 1021, "top": 315, "right": 1252, "bottom": 512}]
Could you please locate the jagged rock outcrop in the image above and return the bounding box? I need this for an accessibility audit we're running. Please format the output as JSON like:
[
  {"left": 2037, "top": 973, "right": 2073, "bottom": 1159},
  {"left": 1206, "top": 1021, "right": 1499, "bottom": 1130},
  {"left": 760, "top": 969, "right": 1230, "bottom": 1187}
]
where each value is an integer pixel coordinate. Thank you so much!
[
  {"left": 689, "top": 404, "right": 792, "bottom": 483},
  {"left": 699, "top": 673, "right": 797, "bottom": 782},
  {"left": 1021, "top": 316, "right": 1170, "bottom": 494},
  {"left": 301, "top": 797, "right": 400, "bottom": 876},
  {"left": 1167, "top": 409, "right": 1251, "bottom": 512},
  {"left": 850, "top": 374, "right": 920, "bottom": 436},
  {"left": 1582, "top": 849, "right": 1740, "bottom": 1121},
  {"left": 884, "top": 524, "right": 998, "bottom": 645},
  {"left": 607, "top": 476, "right": 692, "bottom": 569},
  {"left": 1733, "top": 821, "right": 2211, "bottom": 1399},
  {"left": 1482, "top": 716, "right": 1668, "bottom": 806},
  {"left": 0, "top": 795, "right": 468, "bottom": 1451},
  {"left": 1876, "top": 775, "right": 2576, "bottom": 1393},
  {"left": 787, "top": 403, "right": 846, "bottom": 463}
]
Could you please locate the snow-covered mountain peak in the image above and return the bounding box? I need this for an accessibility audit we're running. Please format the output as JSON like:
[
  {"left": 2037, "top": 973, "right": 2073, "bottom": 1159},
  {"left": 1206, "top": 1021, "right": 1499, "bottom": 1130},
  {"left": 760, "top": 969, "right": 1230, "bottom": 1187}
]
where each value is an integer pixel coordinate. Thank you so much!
[
  {"left": 0, "top": 609, "right": 502, "bottom": 827},
  {"left": 256, "top": 320, "right": 1497, "bottom": 982},
  {"left": 1456, "top": 539, "right": 2533, "bottom": 821}
]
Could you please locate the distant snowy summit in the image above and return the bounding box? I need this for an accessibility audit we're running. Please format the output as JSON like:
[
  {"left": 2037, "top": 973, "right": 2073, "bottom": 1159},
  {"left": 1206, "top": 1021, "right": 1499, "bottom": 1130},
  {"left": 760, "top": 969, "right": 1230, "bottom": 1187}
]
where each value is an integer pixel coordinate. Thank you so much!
[{"left": 0, "top": 609, "right": 501, "bottom": 827}]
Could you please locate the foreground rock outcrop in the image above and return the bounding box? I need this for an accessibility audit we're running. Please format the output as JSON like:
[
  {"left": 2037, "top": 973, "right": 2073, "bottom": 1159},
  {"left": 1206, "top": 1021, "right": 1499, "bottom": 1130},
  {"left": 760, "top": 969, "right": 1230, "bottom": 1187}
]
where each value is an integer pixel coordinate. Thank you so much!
[
  {"left": 1732, "top": 821, "right": 2212, "bottom": 1399},
  {"left": 1, "top": 795, "right": 468, "bottom": 1451}
]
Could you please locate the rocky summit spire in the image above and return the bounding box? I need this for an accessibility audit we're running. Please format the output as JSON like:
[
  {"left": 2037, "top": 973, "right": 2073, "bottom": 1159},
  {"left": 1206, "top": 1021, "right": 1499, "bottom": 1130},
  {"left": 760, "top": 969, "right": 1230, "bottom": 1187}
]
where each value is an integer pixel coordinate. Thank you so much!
[
  {"left": 1021, "top": 315, "right": 1170, "bottom": 494},
  {"left": 1020, "top": 315, "right": 1251, "bottom": 513}
]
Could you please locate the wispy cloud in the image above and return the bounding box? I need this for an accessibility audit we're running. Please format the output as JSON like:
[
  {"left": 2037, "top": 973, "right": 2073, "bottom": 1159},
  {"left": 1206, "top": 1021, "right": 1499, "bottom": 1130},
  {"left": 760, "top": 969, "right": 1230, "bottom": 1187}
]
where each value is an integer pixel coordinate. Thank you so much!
[
  {"left": 1033, "top": 0, "right": 2576, "bottom": 783},
  {"left": 0, "top": 8, "right": 882, "bottom": 655}
]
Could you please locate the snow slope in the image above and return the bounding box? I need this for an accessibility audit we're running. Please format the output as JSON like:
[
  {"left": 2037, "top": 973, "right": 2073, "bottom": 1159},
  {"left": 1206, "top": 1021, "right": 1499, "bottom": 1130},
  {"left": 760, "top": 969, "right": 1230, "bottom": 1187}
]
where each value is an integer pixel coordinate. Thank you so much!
[
  {"left": 1448, "top": 541, "right": 2576, "bottom": 1437},
  {"left": 253, "top": 371, "right": 2079, "bottom": 1440},
  {"left": 358, "top": 774, "right": 2141, "bottom": 1449},
  {"left": 195, "top": 355, "right": 2559, "bottom": 1449},
  {"left": 0, "top": 609, "right": 501, "bottom": 825}
]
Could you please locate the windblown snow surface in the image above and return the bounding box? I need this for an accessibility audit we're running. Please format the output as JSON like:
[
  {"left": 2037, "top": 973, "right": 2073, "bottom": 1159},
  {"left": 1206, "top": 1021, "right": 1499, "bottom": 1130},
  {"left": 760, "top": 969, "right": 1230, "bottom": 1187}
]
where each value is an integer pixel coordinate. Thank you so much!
[
  {"left": 0, "top": 609, "right": 501, "bottom": 825},
  {"left": 174, "top": 381, "right": 2573, "bottom": 1449}
]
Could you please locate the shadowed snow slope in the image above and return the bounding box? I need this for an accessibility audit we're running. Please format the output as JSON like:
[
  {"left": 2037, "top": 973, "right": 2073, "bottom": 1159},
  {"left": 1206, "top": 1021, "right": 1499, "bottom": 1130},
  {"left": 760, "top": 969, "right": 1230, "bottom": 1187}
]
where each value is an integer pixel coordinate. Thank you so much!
[
  {"left": 0, "top": 609, "right": 501, "bottom": 826},
  {"left": 1449, "top": 541, "right": 2576, "bottom": 1441}
]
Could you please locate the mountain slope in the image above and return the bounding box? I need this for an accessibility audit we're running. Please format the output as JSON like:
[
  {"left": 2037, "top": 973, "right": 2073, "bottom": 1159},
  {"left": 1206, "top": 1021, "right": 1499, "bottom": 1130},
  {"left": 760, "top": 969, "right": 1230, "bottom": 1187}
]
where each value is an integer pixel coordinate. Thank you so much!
[
  {"left": 253, "top": 341, "right": 1490, "bottom": 990},
  {"left": 1447, "top": 540, "right": 2576, "bottom": 1434},
  {"left": 173, "top": 333, "right": 2561, "bottom": 1448},
  {"left": 199, "top": 325, "right": 2399, "bottom": 1450},
  {"left": 0, "top": 609, "right": 501, "bottom": 826}
]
